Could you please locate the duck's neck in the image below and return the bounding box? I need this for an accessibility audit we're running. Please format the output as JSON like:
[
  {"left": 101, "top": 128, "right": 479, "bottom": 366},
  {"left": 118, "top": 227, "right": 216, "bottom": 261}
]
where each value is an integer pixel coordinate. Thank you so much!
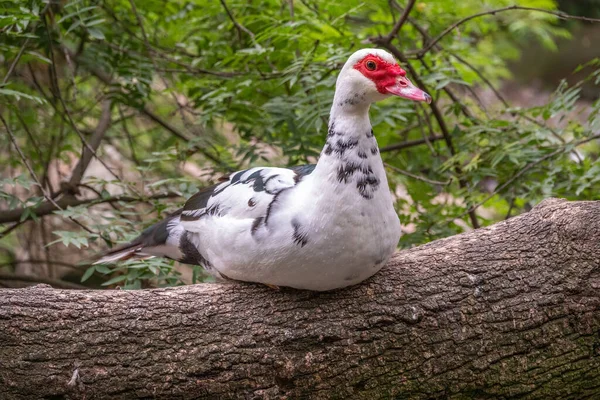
[{"left": 313, "top": 99, "right": 384, "bottom": 200}]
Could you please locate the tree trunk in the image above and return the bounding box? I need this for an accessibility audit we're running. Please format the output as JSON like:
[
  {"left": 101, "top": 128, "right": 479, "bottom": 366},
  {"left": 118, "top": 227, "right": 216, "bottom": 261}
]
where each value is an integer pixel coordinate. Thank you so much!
[{"left": 1, "top": 198, "right": 599, "bottom": 399}]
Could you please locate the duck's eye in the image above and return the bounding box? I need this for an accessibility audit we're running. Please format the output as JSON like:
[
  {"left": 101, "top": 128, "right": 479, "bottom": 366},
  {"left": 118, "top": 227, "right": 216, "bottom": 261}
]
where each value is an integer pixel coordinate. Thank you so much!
[{"left": 365, "top": 60, "right": 377, "bottom": 71}]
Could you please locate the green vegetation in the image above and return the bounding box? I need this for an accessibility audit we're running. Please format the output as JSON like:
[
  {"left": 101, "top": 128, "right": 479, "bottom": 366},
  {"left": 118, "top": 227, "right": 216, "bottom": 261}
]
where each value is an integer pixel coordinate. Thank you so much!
[{"left": 1, "top": 0, "right": 599, "bottom": 288}]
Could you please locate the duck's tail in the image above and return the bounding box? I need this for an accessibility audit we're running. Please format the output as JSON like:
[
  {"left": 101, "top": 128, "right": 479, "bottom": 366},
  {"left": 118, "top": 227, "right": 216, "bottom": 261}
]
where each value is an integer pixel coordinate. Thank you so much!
[{"left": 93, "top": 210, "right": 188, "bottom": 265}]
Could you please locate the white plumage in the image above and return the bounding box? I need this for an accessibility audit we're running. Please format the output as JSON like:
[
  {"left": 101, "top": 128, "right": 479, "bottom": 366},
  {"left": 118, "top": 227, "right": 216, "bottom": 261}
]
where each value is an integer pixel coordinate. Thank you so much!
[{"left": 96, "top": 49, "right": 431, "bottom": 291}]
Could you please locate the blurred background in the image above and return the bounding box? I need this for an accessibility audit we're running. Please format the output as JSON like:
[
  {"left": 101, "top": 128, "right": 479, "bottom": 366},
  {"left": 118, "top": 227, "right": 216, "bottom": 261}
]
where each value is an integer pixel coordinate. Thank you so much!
[{"left": 1, "top": 0, "right": 599, "bottom": 289}]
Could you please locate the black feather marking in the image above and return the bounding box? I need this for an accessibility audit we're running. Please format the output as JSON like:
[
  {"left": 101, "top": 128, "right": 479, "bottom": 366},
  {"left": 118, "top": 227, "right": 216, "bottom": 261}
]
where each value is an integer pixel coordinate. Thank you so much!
[
  {"left": 263, "top": 192, "right": 281, "bottom": 226},
  {"left": 179, "top": 232, "right": 208, "bottom": 265},
  {"left": 248, "top": 198, "right": 256, "bottom": 207},
  {"left": 245, "top": 170, "right": 266, "bottom": 192},
  {"left": 357, "top": 150, "right": 368, "bottom": 159},
  {"left": 356, "top": 174, "right": 380, "bottom": 199},
  {"left": 327, "top": 122, "right": 345, "bottom": 138},
  {"left": 229, "top": 170, "right": 246, "bottom": 185},
  {"left": 206, "top": 205, "right": 221, "bottom": 216},
  {"left": 98, "top": 210, "right": 182, "bottom": 263},
  {"left": 251, "top": 217, "right": 264, "bottom": 235},
  {"left": 211, "top": 168, "right": 248, "bottom": 196},
  {"left": 148, "top": 220, "right": 170, "bottom": 245},
  {"left": 324, "top": 144, "right": 333, "bottom": 155},
  {"left": 366, "top": 175, "right": 379, "bottom": 185},
  {"left": 263, "top": 174, "right": 283, "bottom": 194},
  {"left": 366, "top": 129, "right": 374, "bottom": 138},
  {"left": 135, "top": 211, "right": 181, "bottom": 248},
  {"left": 371, "top": 146, "right": 378, "bottom": 155},
  {"left": 182, "top": 185, "right": 218, "bottom": 217},
  {"left": 263, "top": 188, "right": 290, "bottom": 226},
  {"left": 334, "top": 138, "right": 359, "bottom": 156},
  {"left": 292, "top": 164, "right": 316, "bottom": 183},
  {"left": 180, "top": 209, "right": 206, "bottom": 222},
  {"left": 337, "top": 162, "right": 361, "bottom": 183},
  {"left": 343, "top": 97, "right": 360, "bottom": 106},
  {"left": 291, "top": 219, "right": 309, "bottom": 247}
]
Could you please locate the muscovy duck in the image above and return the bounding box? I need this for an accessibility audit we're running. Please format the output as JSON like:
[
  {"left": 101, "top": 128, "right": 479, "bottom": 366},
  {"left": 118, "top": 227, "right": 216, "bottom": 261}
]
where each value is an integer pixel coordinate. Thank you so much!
[{"left": 96, "top": 48, "right": 431, "bottom": 291}]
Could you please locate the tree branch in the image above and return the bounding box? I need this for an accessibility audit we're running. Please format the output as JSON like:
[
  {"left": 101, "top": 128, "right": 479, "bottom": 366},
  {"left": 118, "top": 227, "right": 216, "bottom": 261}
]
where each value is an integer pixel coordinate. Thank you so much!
[
  {"left": 1, "top": 199, "right": 599, "bottom": 398},
  {"left": 0, "top": 193, "right": 181, "bottom": 226},
  {"left": 1, "top": 3, "right": 51, "bottom": 85},
  {"left": 380, "top": 134, "right": 444, "bottom": 153},
  {"left": 416, "top": 6, "right": 600, "bottom": 58},
  {"left": 384, "top": 162, "right": 450, "bottom": 186},
  {"left": 370, "top": 42, "right": 481, "bottom": 229},
  {"left": 381, "top": 0, "right": 416, "bottom": 43},
  {"left": 66, "top": 100, "right": 113, "bottom": 191},
  {"left": 42, "top": 15, "right": 123, "bottom": 185},
  {"left": 59, "top": 45, "right": 231, "bottom": 170},
  {"left": 219, "top": 0, "right": 257, "bottom": 42},
  {"left": 458, "top": 133, "right": 600, "bottom": 219},
  {"left": 1, "top": 114, "right": 93, "bottom": 234}
]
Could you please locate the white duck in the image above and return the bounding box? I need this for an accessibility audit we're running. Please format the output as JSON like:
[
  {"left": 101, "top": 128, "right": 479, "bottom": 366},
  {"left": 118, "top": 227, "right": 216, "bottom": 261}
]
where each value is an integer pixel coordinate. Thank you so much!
[{"left": 96, "top": 48, "right": 431, "bottom": 291}]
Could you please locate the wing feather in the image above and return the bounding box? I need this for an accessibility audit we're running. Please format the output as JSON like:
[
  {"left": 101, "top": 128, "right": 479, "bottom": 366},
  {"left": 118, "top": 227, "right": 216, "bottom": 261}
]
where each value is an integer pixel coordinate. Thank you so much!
[{"left": 94, "top": 165, "right": 316, "bottom": 266}]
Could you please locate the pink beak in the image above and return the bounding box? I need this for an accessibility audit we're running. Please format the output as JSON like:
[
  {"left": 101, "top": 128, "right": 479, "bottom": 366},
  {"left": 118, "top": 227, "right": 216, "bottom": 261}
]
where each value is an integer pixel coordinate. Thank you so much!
[{"left": 386, "top": 76, "right": 431, "bottom": 104}]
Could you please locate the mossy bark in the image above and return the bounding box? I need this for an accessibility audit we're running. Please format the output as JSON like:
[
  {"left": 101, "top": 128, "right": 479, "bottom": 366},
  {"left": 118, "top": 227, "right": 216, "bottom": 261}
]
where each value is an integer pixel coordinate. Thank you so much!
[{"left": 1, "top": 198, "right": 599, "bottom": 399}]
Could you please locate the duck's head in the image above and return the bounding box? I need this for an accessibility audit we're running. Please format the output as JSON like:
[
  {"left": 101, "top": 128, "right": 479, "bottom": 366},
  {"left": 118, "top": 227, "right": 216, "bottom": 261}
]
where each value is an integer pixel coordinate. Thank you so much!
[{"left": 336, "top": 48, "right": 431, "bottom": 105}]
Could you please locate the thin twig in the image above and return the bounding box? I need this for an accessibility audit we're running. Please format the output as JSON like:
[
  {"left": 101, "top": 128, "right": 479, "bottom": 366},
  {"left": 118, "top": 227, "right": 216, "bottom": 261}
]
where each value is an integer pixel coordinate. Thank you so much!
[
  {"left": 0, "top": 221, "right": 27, "bottom": 239},
  {"left": 417, "top": 6, "right": 600, "bottom": 57},
  {"left": 382, "top": 0, "right": 417, "bottom": 43},
  {"left": 140, "top": 108, "right": 228, "bottom": 168},
  {"left": 458, "top": 133, "right": 600, "bottom": 219},
  {"left": 101, "top": 40, "right": 245, "bottom": 78},
  {"left": 2, "top": 38, "right": 30, "bottom": 85},
  {"left": 119, "top": 106, "right": 140, "bottom": 166},
  {"left": 380, "top": 134, "right": 444, "bottom": 153},
  {"left": 219, "top": 0, "right": 257, "bottom": 42},
  {"left": 415, "top": 103, "right": 439, "bottom": 155},
  {"left": 393, "top": 11, "right": 490, "bottom": 119},
  {"left": 67, "top": 100, "right": 113, "bottom": 191},
  {"left": 377, "top": 44, "right": 480, "bottom": 228},
  {"left": 505, "top": 196, "right": 515, "bottom": 220},
  {"left": 42, "top": 16, "right": 123, "bottom": 184},
  {"left": 60, "top": 45, "right": 231, "bottom": 170},
  {"left": 0, "top": 114, "right": 93, "bottom": 234},
  {"left": 127, "top": 0, "right": 190, "bottom": 126},
  {"left": 405, "top": 15, "right": 578, "bottom": 158},
  {"left": 449, "top": 52, "right": 509, "bottom": 108},
  {"left": 385, "top": 163, "right": 451, "bottom": 186},
  {"left": 1, "top": 3, "right": 51, "bottom": 84},
  {"left": 0, "top": 192, "right": 182, "bottom": 225}
]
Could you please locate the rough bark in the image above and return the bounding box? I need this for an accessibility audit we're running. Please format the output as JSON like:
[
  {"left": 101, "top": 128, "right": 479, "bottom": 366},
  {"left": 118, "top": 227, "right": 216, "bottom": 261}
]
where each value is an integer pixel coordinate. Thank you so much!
[{"left": 1, "top": 198, "right": 599, "bottom": 399}]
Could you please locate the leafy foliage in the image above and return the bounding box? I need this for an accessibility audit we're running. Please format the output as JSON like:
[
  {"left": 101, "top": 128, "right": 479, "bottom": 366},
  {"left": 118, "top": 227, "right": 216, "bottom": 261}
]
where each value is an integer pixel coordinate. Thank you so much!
[{"left": 1, "top": 0, "right": 599, "bottom": 288}]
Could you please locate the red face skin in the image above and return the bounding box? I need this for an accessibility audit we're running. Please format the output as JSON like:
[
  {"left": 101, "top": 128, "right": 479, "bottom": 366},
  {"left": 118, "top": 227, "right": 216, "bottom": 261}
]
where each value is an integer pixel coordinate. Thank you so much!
[
  {"left": 352, "top": 54, "right": 431, "bottom": 103},
  {"left": 353, "top": 55, "right": 407, "bottom": 94}
]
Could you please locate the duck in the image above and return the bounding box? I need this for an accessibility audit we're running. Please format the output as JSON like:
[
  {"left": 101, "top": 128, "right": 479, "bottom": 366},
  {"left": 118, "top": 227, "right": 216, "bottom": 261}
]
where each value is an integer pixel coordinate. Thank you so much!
[{"left": 95, "top": 48, "right": 431, "bottom": 291}]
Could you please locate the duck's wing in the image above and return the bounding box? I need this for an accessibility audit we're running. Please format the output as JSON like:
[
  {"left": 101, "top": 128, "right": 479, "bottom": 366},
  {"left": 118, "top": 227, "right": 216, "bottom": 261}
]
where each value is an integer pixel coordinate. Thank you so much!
[{"left": 93, "top": 165, "right": 316, "bottom": 266}]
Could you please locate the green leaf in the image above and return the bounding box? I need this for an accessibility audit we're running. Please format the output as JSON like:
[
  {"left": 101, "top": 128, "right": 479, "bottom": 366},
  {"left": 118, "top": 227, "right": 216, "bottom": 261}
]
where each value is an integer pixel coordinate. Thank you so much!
[
  {"left": 101, "top": 274, "right": 128, "bottom": 286},
  {"left": 94, "top": 264, "right": 112, "bottom": 274},
  {"left": 81, "top": 266, "right": 95, "bottom": 282},
  {"left": 87, "top": 27, "right": 105, "bottom": 40},
  {"left": 0, "top": 88, "right": 46, "bottom": 104}
]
